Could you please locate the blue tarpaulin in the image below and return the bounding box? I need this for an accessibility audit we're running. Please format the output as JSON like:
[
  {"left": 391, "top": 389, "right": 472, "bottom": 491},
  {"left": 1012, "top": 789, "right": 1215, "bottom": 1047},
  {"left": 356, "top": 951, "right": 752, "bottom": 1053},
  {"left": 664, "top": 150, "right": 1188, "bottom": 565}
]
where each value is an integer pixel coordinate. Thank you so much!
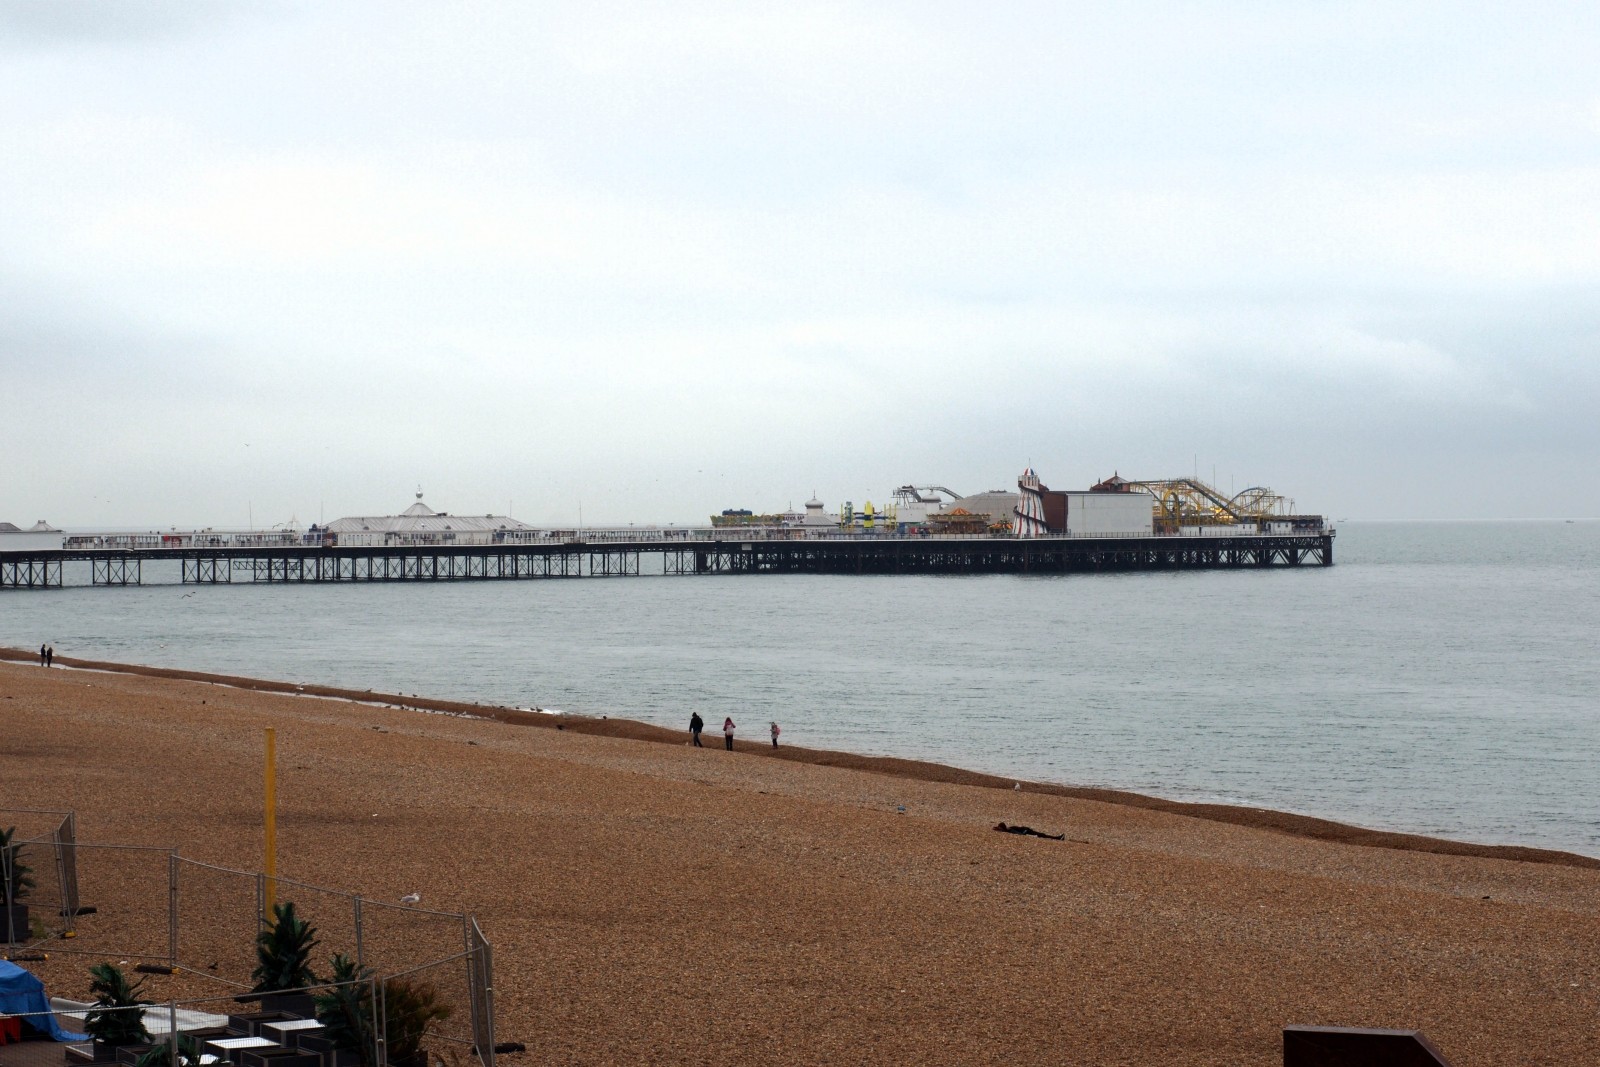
[{"left": 0, "top": 959, "right": 88, "bottom": 1041}]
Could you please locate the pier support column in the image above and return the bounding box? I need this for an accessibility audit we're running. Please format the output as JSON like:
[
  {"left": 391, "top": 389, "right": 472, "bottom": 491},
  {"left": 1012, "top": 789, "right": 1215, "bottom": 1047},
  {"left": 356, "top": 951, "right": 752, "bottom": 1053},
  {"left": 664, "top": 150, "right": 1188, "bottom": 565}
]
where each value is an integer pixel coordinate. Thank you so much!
[
  {"left": 1, "top": 558, "right": 61, "bottom": 589},
  {"left": 92, "top": 558, "right": 140, "bottom": 585},
  {"left": 182, "top": 558, "right": 230, "bottom": 583}
]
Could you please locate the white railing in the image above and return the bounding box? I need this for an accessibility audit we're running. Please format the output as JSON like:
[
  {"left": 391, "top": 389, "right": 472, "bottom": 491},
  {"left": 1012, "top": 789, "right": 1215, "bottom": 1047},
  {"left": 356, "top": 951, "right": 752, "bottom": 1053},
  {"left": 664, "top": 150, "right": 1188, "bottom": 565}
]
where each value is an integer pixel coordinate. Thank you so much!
[
  {"left": 65, "top": 531, "right": 320, "bottom": 550},
  {"left": 59, "top": 524, "right": 1330, "bottom": 551}
]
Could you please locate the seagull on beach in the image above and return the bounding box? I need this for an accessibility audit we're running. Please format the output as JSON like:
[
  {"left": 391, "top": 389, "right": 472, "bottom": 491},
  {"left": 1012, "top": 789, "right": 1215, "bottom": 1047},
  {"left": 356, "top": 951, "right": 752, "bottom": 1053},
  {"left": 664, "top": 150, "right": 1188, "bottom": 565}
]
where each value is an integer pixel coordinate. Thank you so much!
[{"left": 399, "top": 892, "right": 421, "bottom": 905}]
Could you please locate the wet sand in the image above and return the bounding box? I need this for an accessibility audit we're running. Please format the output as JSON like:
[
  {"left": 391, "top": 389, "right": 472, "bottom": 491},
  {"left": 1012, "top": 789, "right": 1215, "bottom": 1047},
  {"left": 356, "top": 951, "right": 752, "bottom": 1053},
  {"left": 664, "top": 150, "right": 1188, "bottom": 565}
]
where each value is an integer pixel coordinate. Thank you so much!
[{"left": 1, "top": 652, "right": 1596, "bottom": 1065}]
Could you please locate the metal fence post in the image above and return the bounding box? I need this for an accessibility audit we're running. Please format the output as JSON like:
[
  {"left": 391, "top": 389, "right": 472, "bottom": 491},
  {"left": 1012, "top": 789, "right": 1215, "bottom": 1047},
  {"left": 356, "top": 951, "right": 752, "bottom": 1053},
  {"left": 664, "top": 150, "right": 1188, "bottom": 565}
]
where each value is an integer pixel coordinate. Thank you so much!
[
  {"left": 1, "top": 846, "right": 14, "bottom": 944},
  {"left": 52, "top": 819, "right": 74, "bottom": 934},
  {"left": 63, "top": 813, "right": 81, "bottom": 922},
  {"left": 168, "top": 851, "right": 180, "bottom": 965},
  {"left": 462, "top": 917, "right": 478, "bottom": 1067},
  {"left": 371, "top": 975, "right": 386, "bottom": 1067},
  {"left": 354, "top": 896, "right": 364, "bottom": 968},
  {"left": 483, "top": 939, "right": 496, "bottom": 1067},
  {"left": 460, "top": 917, "right": 495, "bottom": 1067}
]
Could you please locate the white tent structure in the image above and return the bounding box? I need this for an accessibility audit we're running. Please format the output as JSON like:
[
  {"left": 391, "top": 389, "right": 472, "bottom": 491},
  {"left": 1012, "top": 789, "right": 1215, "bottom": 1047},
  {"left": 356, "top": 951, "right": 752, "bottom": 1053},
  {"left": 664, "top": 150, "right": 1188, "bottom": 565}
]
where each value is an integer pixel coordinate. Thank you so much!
[{"left": 325, "top": 493, "right": 539, "bottom": 547}]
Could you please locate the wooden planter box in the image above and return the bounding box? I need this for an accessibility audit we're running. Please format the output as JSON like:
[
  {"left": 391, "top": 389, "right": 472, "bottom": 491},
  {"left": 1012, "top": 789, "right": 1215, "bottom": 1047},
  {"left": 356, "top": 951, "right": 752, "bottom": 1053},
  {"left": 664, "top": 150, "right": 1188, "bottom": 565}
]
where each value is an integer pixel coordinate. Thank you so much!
[
  {"left": 64, "top": 1041, "right": 137, "bottom": 1064},
  {"left": 292, "top": 1034, "right": 360, "bottom": 1067},
  {"left": 225, "top": 1014, "right": 295, "bottom": 1038},
  {"left": 258, "top": 995, "right": 318, "bottom": 1022},
  {"left": 241, "top": 1049, "right": 322, "bottom": 1067}
]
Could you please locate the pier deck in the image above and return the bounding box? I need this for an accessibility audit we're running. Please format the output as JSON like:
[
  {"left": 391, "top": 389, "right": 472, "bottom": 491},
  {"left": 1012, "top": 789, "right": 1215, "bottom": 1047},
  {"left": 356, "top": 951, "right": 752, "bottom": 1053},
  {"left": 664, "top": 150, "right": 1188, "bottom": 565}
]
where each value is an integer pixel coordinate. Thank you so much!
[{"left": 1, "top": 533, "right": 1333, "bottom": 589}]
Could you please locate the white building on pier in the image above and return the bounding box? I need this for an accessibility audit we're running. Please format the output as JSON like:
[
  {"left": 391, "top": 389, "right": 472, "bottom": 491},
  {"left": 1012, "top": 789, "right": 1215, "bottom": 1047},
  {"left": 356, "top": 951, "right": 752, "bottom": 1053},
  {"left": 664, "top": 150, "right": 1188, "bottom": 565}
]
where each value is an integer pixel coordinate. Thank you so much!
[{"left": 325, "top": 493, "right": 537, "bottom": 547}]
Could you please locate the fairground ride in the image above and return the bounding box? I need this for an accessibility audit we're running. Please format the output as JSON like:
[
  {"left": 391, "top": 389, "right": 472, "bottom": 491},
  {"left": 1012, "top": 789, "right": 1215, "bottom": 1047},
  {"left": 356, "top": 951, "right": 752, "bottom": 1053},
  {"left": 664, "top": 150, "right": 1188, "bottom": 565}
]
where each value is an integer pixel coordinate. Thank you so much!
[{"left": 1123, "top": 478, "right": 1296, "bottom": 533}]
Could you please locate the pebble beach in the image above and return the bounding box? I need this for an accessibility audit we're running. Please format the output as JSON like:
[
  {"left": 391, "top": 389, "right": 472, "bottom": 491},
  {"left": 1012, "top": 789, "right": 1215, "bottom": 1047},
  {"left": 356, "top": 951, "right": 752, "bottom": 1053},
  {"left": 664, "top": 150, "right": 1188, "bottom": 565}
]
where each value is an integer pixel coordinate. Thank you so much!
[{"left": 2, "top": 652, "right": 1596, "bottom": 1066}]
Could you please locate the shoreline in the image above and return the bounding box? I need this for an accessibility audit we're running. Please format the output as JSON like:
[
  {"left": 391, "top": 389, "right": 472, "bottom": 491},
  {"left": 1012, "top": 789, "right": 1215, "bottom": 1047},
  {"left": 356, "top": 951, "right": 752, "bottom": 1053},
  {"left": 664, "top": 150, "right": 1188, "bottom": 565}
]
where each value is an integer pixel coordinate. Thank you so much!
[
  {"left": 5, "top": 644, "right": 1599, "bottom": 1064},
  {"left": 5, "top": 643, "right": 1592, "bottom": 870}
]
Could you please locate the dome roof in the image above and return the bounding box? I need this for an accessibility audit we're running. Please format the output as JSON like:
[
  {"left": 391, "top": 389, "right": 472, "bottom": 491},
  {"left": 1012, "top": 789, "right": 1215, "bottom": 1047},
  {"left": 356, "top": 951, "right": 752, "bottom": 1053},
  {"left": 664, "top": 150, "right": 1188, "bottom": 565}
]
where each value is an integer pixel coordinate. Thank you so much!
[{"left": 325, "top": 495, "right": 533, "bottom": 534}]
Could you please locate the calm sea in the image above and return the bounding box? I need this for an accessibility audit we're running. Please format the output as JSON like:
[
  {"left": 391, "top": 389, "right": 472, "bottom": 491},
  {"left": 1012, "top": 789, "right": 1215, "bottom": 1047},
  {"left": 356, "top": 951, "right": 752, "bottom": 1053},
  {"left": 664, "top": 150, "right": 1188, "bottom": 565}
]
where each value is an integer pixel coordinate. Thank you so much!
[{"left": 4, "top": 522, "right": 1597, "bottom": 856}]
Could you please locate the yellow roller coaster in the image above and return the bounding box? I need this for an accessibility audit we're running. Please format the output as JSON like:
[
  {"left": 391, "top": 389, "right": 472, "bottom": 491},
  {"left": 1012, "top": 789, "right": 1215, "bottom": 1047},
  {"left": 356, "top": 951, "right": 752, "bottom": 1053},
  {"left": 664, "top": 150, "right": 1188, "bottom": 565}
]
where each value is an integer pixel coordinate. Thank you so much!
[{"left": 1124, "top": 478, "right": 1294, "bottom": 533}]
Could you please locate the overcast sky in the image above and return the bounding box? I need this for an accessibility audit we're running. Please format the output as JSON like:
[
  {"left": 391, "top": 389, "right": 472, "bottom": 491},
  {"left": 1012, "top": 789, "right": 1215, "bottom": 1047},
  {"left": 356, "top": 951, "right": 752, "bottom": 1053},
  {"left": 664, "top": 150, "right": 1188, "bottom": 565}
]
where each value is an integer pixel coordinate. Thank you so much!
[{"left": 3, "top": 1, "right": 1597, "bottom": 527}]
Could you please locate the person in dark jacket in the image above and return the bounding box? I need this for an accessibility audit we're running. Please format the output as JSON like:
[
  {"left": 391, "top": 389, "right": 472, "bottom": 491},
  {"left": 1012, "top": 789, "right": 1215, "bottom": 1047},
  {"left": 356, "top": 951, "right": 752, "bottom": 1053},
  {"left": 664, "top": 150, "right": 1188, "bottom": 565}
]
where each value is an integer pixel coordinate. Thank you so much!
[{"left": 689, "top": 712, "right": 704, "bottom": 747}]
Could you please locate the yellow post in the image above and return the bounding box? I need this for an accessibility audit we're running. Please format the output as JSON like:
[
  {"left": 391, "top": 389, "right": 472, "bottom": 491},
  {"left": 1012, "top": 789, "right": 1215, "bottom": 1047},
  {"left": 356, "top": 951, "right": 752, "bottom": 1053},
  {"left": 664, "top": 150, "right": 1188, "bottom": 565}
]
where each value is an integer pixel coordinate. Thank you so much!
[{"left": 264, "top": 728, "right": 278, "bottom": 909}]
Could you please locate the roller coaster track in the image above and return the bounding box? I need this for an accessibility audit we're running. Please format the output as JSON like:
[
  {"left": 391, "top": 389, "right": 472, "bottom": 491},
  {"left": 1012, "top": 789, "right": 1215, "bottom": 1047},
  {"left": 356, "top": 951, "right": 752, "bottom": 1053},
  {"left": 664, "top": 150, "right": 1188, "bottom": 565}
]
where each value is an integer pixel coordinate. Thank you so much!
[
  {"left": 1126, "top": 477, "right": 1290, "bottom": 528},
  {"left": 894, "top": 485, "right": 966, "bottom": 503}
]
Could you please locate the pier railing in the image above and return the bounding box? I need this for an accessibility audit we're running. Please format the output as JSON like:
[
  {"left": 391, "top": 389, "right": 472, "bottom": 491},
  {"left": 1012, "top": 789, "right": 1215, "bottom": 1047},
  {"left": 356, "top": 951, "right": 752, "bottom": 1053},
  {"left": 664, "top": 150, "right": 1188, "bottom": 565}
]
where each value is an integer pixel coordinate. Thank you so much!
[
  {"left": 55, "top": 524, "right": 1331, "bottom": 552},
  {"left": 5, "top": 529, "right": 1334, "bottom": 588}
]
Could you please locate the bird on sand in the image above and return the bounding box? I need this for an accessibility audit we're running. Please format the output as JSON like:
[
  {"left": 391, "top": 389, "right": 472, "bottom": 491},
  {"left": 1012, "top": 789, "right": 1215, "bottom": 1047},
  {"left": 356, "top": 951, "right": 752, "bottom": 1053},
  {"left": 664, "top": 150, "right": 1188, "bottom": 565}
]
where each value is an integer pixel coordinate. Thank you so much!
[{"left": 399, "top": 892, "right": 421, "bottom": 905}]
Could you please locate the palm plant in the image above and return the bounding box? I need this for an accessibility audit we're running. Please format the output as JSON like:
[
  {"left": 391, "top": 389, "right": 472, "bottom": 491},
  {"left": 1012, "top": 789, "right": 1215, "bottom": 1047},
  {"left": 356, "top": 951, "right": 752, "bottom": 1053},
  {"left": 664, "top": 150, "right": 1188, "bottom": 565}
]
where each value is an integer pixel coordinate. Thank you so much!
[
  {"left": 313, "top": 956, "right": 452, "bottom": 1067},
  {"left": 134, "top": 1035, "right": 204, "bottom": 1067},
  {"left": 250, "top": 901, "right": 320, "bottom": 995},
  {"left": 313, "top": 954, "right": 377, "bottom": 1067},
  {"left": 84, "top": 963, "right": 153, "bottom": 1047},
  {"left": 381, "top": 977, "right": 452, "bottom": 1067}
]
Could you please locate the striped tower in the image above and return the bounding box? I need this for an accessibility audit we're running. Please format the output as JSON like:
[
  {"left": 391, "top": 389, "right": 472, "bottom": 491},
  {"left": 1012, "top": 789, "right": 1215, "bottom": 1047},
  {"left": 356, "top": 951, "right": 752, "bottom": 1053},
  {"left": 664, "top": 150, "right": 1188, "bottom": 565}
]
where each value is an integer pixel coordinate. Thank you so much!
[{"left": 1014, "top": 467, "right": 1049, "bottom": 538}]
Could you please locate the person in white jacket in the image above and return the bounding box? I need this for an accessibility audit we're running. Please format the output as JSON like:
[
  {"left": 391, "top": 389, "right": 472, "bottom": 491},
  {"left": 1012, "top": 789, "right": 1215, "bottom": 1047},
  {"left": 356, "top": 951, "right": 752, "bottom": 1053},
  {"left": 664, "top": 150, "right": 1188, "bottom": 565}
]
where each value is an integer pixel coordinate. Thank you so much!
[
  {"left": 770, "top": 722, "right": 781, "bottom": 748},
  {"left": 723, "top": 717, "right": 736, "bottom": 751}
]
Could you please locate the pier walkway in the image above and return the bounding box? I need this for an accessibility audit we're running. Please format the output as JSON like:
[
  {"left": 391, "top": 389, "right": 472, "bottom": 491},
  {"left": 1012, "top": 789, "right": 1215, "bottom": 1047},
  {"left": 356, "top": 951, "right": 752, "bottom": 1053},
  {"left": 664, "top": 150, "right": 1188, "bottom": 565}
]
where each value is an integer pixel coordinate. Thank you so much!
[{"left": 0, "top": 532, "right": 1333, "bottom": 589}]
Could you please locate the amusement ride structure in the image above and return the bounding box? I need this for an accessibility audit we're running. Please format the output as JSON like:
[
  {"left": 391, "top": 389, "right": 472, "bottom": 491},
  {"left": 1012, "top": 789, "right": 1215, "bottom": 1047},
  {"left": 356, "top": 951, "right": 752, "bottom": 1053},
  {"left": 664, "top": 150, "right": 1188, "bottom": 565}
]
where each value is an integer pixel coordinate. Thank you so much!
[{"left": 1092, "top": 475, "right": 1312, "bottom": 534}]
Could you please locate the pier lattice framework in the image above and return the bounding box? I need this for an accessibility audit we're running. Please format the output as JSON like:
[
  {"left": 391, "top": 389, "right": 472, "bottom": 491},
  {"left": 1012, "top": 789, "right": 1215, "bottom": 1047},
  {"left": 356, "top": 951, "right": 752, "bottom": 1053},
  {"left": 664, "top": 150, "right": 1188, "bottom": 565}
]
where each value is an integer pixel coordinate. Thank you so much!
[
  {"left": 2, "top": 533, "right": 1332, "bottom": 589},
  {"left": 683, "top": 533, "right": 1331, "bottom": 574}
]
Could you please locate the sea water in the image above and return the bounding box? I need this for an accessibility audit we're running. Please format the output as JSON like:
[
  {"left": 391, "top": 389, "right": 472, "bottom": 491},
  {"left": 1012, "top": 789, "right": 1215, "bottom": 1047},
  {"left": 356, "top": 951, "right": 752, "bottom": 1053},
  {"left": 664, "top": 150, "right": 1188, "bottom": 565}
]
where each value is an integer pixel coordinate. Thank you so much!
[{"left": 3, "top": 521, "right": 1597, "bottom": 856}]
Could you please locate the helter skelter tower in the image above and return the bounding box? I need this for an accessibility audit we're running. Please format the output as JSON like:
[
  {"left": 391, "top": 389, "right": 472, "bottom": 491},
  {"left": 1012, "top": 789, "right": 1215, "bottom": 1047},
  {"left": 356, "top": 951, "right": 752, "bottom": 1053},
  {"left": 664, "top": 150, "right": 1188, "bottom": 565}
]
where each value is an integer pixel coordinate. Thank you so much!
[{"left": 1014, "top": 467, "right": 1049, "bottom": 538}]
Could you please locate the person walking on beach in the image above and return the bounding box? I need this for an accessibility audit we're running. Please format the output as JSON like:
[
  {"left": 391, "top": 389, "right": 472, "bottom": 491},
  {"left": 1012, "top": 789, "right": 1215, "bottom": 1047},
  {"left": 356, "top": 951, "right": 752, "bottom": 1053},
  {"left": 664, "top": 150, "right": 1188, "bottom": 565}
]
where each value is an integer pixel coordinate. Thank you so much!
[
  {"left": 770, "top": 721, "right": 781, "bottom": 748},
  {"left": 723, "top": 716, "right": 736, "bottom": 751},
  {"left": 689, "top": 711, "right": 704, "bottom": 747},
  {"left": 45, "top": 645, "right": 53, "bottom": 667},
  {"left": 39, "top": 643, "right": 47, "bottom": 666}
]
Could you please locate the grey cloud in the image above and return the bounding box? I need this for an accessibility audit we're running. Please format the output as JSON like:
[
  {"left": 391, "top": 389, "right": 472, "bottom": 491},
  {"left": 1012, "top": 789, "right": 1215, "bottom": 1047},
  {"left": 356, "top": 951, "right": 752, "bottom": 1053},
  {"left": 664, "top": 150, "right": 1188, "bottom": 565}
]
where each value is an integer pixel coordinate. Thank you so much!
[
  {"left": 1, "top": 275, "right": 206, "bottom": 381},
  {"left": 0, "top": 0, "right": 277, "bottom": 47},
  {"left": 3, "top": 5, "right": 1598, "bottom": 524}
]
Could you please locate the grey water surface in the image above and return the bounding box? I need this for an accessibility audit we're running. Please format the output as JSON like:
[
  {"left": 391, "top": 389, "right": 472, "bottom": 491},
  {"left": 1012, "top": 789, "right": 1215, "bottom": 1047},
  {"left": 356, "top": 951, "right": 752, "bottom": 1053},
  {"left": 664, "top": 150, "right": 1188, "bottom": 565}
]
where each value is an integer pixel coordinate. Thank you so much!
[{"left": 4, "top": 521, "right": 1597, "bottom": 856}]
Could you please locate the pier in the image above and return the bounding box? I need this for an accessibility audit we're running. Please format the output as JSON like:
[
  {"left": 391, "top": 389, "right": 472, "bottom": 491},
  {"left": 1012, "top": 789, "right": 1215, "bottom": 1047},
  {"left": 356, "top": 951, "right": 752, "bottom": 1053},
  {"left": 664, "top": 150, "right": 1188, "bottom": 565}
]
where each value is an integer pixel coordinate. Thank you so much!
[{"left": 0, "top": 531, "right": 1333, "bottom": 589}]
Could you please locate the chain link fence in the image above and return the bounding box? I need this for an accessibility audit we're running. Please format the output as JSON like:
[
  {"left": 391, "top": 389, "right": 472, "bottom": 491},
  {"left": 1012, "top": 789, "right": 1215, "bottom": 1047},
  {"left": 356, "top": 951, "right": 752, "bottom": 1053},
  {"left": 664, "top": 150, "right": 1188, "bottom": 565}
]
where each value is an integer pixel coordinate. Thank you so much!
[
  {"left": 2, "top": 809, "right": 76, "bottom": 947},
  {"left": 0, "top": 810, "right": 494, "bottom": 1067}
]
